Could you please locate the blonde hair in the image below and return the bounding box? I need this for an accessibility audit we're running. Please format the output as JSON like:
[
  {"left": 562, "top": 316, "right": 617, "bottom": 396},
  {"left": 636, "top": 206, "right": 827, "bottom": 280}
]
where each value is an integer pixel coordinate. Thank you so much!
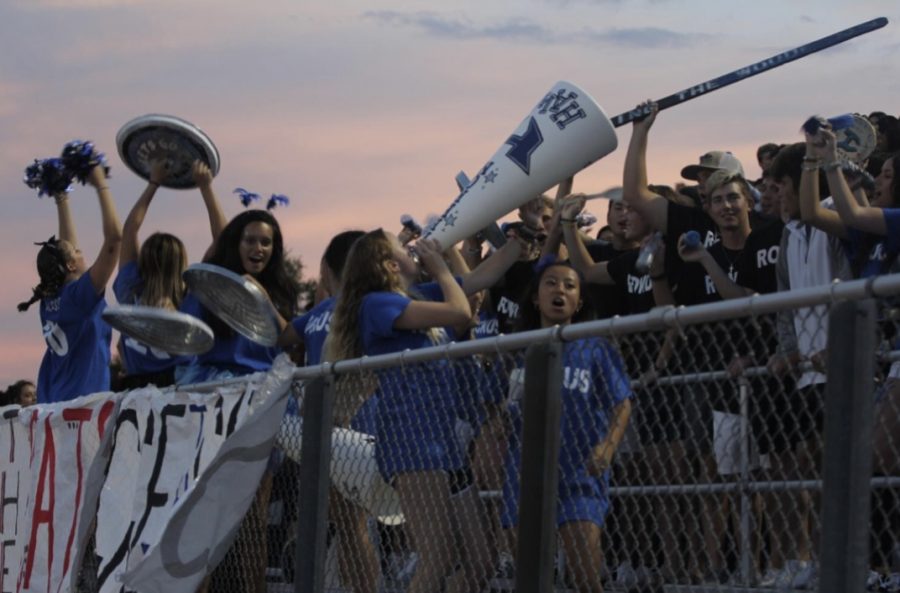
[
  {"left": 326, "top": 229, "right": 406, "bottom": 363},
  {"left": 704, "top": 170, "right": 754, "bottom": 207},
  {"left": 138, "top": 233, "right": 188, "bottom": 309}
]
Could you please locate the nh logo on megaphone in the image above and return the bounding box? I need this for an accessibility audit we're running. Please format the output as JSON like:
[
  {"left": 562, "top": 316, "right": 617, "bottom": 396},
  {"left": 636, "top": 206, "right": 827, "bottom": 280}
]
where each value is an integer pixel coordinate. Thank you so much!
[{"left": 424, "top": 80, "right": 618, "bottom": 250}]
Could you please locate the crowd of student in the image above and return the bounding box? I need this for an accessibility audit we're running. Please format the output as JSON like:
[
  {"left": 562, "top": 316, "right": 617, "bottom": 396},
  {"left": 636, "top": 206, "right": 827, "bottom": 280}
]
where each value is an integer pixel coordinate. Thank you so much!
[{"left": 5, "top": 105, "right": 900, "bottom": 593}]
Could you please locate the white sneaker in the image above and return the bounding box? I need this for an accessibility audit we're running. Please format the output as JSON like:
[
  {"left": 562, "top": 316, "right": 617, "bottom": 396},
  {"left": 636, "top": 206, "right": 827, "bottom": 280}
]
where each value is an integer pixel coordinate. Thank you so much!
[
  {"left": 881, "top": 572, "right": 900, "bottom": 593},
  {"left": 789, "top": 560, "right": 818, "bottom": 590},
  {"left": 868, "top": 570, "right": 883, "bottom": 591},
  {"left": 614, "top": 561, "right": 638, "bottom": 589},
  {"left": 758, "top": 566, "right": 784, "bottom": 588}
]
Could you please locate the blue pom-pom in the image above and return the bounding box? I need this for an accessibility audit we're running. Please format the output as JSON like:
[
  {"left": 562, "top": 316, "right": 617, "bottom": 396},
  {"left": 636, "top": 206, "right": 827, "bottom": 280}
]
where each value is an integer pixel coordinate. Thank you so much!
[
  {"left": 60, "top": 140, "right": 109, "bottom": 184},
  {"left": 233, "top": 187, "right": 260, "bottom": 208},
  {"left": 266, "top": 194, "right": 290, "bottom": 210},
  {"left": 23, "top": 158, "right": 73, "bottom": 197}
]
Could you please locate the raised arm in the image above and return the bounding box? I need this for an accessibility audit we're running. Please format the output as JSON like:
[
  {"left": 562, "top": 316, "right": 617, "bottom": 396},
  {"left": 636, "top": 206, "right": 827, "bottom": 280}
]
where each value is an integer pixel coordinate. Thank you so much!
[
  {"left": 460, "top": 238, "right": 524, "bottom": 295},
  {"left": 193, "top": 160, "right": 227, "bottom": 242},
  {"left": 394, "top": 239, "right": 471, "bottom": 330},
  {"left": 54, "top": 190, "right": 77, "bottom": 247},
  {"left": 540, "top": 175, "right": 575, "bottom": 260},
  {"left": 86, "top": 166, "right": 123, "bottom": 294},
  {"left": 812, "top": 128, "right": 887, "bottom": 236},
  {"left": 121, "top": 161, "right": 165, "bottom": 267},
  {"left": 559, "top": 196, "right": 613, "bottom": 284},
  {"left": 444, "top": 241, "right": 470, "bottom": 276},
  {"left": 796, "top": 131, "right": 846, "bottom": 238},
  {"left": 622, "top": 101, "right": 668, "bottom": 232}
]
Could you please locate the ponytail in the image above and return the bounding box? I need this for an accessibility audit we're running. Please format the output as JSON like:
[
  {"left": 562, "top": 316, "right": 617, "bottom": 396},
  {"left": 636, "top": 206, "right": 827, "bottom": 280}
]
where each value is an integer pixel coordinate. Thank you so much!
[{"left": 18, "top": 236, "right": 69, "bottom": 312}]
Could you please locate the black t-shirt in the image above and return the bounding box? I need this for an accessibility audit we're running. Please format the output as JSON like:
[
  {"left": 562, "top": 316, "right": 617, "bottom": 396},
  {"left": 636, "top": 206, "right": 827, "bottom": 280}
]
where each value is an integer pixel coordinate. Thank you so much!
[
  {"left": 585, "top": 241, "right": 629, "bottom": 319},
  {"left": 663, "top": 203, "right": 720, "bottom": 303},
  {"left": 489, "top": 259, "right": 535, "bottom": 334},
  {"left": 606, "top": 250, "right": 656, "bottom": 315},
  {"left": 734, "top": 219, "right": 784, "bottom": 295}
]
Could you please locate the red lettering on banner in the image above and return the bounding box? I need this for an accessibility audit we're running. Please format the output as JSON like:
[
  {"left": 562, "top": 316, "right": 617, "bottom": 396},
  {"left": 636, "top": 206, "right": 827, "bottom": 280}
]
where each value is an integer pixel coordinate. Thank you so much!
[
  {"left": 59, "top": 408, "right": 92, "bottom": 589},
  {"left": 23, "top": 416, "right": 55, "bottom": 590},
  {"left": 97, "top": 401, "right": 115, "bottom": 440}
]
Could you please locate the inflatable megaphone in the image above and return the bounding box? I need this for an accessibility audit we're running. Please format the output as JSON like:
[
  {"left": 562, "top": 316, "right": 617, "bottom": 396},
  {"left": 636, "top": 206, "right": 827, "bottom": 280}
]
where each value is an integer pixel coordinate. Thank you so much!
[{"left": 424, "top": 80, "right": 617, "bottom": 248}]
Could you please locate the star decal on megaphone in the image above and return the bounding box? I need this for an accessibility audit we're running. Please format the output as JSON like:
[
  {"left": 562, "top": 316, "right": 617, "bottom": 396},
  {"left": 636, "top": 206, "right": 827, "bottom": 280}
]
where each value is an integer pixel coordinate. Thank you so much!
[{"left": 505, "top": 116, "right": 543, "bottom": 175}]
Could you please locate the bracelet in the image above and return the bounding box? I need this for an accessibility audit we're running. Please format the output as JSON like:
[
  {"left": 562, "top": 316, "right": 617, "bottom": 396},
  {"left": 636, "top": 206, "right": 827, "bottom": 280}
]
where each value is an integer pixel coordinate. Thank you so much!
[
  {"left": 559, "top": 218, "right": 577, "bottom": 224},
  {"left": 802, "top": 156, "right": 820, "bottom": 163},
  {"left": 821, "top": 161, "right": 842, "bottom": 172},
  {"left": 801, "top": 163, "right": 820, "bottom": 172},
  {"left": 650, "top": 273, "right": 666, "bottom": 281}
]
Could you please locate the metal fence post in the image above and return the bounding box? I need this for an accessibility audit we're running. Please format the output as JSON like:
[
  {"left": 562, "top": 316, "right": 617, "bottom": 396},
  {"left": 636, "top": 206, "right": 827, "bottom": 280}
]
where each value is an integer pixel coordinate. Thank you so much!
[
  {"left": 514, "top": 340, "right": 564, "bottom": 593},
  {"left": 819, "top": 299, "right": 876, "bottom": 593},
  {"left": 294, "top": 376, "right": 335, "bottom": 593}
]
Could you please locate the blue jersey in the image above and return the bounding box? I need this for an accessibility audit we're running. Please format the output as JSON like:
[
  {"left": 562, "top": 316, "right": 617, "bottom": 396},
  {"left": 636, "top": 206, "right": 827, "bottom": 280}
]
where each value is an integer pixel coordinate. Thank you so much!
[
  {"left": 177, "top": 293, "right": 279, "bottom": 383},
  {"left": 113, "top": 261, "right": 188, "bottom": 376},
  {"left": 37, "top": 273, "right": 111, "bottom": 403},
  {"left": 501, "top": 336, "right": 632, "bottom": 528},
  {"left": 359, "top": 282, "right": 463, "bottom": 478},
  {"left": 290, "top": 296, "right": 334, "bottom": 366},
  {"left": 846, "top": 208, "right": 900, "bottom": 278}
]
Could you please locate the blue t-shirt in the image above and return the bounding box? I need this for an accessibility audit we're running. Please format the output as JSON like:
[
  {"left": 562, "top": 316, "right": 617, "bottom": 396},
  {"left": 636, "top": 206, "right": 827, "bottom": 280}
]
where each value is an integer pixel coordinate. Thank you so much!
[
  {"left": 113, "top": 261, "right": 188, "bottom": 375},
  {"left": 501, "top": 336, "right": 632, "bottom": 527},
  {"left": 360, "top": 282, "right": 464, "bottom": 475},
  {"left": 37, "top": 273, "right": 111, "bottom": 403},
  {"left": 846, "top": 208, "right": 900, "bottom": 278},
  {"left": 290, "top": 296, "right": 334, "bottom": 366},
  {"left": 179, "top": 293, "right": 279, "bottom": 378}
]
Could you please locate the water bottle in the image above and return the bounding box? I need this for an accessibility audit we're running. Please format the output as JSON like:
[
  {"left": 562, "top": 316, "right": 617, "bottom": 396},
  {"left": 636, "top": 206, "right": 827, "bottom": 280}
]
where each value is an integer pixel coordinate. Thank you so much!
[
  {"left": 635, "top": 231, "right": 663, "bottom": 274},
  {"left": 683, "top": 230, "right": 701, "bottom": 250}
]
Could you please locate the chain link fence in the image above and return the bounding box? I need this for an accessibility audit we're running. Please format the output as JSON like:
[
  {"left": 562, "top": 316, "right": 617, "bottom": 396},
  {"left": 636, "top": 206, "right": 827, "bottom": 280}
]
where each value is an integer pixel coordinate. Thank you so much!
[{"left": 70, "top": 276, "right": 900, "bottom": 593}]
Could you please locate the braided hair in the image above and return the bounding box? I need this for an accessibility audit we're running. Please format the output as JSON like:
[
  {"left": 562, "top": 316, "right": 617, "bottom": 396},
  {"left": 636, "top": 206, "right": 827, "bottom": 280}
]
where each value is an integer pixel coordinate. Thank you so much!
[{"left": 18, "top": 236, "right": 70, "bottom": 312}]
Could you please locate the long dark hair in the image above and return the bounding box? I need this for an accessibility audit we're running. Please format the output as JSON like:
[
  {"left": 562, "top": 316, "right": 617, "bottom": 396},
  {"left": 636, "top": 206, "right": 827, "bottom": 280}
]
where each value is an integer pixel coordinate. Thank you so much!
[
  {"left": 18, "top": 236, "right": 70, "bottom": 312},
  {"left": 515, "top": 257, "right": 592, "bottom": 332},
  {"left": 206, "top": 210, "right": 298, "bottom": 321}
]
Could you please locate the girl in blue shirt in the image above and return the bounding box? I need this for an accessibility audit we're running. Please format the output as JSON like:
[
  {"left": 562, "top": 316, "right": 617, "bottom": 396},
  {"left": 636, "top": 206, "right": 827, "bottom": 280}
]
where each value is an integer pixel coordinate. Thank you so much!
[
  {"left": 278, "top": 230, "right": 382, "bottom": 593},
  {"left": 177, "top": 209, "right": 298, "bottom": 384},
  {"left": 114, "top": 160, "right": 225, "bottom": 389},
  {"left": 327, "top": 229, "right": 484, "bottom": 593},
  {"left": 19, "top": 165, "right": 122, "bottom": 403},
  {"left": 804, "top": 132, "right": 900, "bottom": 479},
  {"left": 501, "top": 257, "right": 632, "bottom": 593}
]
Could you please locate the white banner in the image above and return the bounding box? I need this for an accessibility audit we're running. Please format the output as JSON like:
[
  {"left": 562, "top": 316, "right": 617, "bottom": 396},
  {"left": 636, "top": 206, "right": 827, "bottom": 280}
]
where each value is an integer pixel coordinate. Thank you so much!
[
  {"left": 122, "top": 357, "right": 292, "bottom": 593},
  {"left": 0, "top": 356, "right": 294, "bottom": 593},
  {"left": 7, "top": 392, "right": 120, "bottom": 593},
  {"left": 1, "top": 407, "right": 30, "bottom": 593}
]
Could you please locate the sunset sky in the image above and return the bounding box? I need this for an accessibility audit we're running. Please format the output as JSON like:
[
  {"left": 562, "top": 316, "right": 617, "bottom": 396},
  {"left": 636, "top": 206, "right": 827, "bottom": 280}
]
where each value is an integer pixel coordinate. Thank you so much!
[{"left": 0, "top": 0, "right": 897, "bottom": 386}]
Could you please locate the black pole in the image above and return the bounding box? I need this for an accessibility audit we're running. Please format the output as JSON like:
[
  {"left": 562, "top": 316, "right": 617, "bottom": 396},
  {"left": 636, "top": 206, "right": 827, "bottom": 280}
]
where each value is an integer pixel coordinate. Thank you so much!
[
  {"left": 294, "top": 377, "right": 335, "bottom": 593},
  {"left": 514, "top": 341, "right": 564, "bottom": 593},
  {"left": 610, "top": 17, "right": 888, "bottom": 127},
  {"left": 819, "top": 299, "right": 876, "bottom": 593}
]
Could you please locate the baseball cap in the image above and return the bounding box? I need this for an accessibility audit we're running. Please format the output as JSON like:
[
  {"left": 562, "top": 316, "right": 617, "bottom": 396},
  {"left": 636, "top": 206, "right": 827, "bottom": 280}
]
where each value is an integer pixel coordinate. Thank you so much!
[{"left": 680, "top": 151, "right": 745, "bottom": 181}]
